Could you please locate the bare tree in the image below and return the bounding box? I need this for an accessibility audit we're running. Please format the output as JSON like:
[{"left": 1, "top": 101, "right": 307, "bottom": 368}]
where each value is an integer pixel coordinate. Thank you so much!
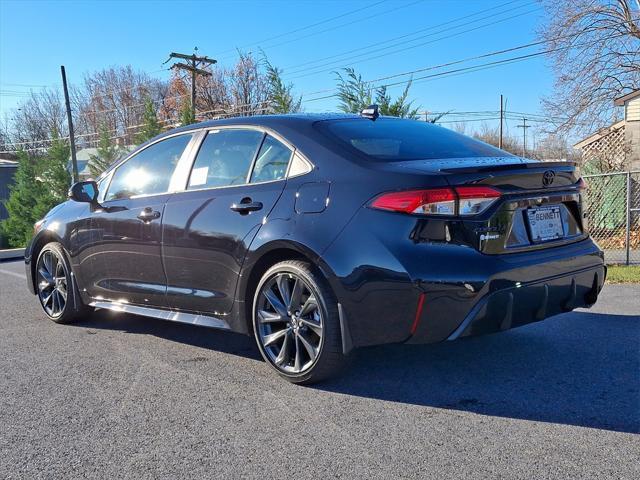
[
  {"left": 229, "top": 51, "right": 269, "bottom": 116},
  {"left": 533, "top": 132, "right": 581, "bottom": 161},
  {"left": 165, "top": 52, "right": 271, "bottom": 119},
  {"left": 198, "top": 68, "right": 233, "bottom": 117},
  {"left": 2, "top": 55, "right": 289, "bottom": 152},
  {"left": 11, "top": 89, "right": 67, "bottom": 148},
  {"left": 77, "top": 66, "right": 168, "bottom": 144},
  {"left": 473, "top": 123, "right": 521, "bottom": 155},
  {"left": 450, "top": 122, "right": 468, "bottom": 135},
  {"left": 539, "top": 0, "right": 640, "bottom": 135}
]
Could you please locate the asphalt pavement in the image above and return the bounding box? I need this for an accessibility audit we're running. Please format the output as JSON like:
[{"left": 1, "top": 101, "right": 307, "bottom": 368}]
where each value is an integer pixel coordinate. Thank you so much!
[{"left": 0, "top": 259, "right": 638, "bottom": 479}]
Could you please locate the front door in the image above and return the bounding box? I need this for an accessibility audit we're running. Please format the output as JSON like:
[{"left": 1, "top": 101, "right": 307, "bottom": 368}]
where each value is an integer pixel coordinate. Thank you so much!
[
  {"left": 162, "top": 129, "right": 295, "bottom": 314},
  {"left": 83, "top": 132, "right": 196, "bottom": 307}
]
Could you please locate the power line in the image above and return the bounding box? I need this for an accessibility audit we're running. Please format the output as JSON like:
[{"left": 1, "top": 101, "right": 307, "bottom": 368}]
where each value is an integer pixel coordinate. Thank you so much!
[
  {"left": 281, "top": 0, "right": 527, "bottom": 73},
  {"left": 301, "top": 31, "right": 625, "bottom": 103},
  {"left": 0, "top": 102, "right": 273, "bottom": 151},
  {"left": 285, "top": 1, "right": 538, "bottom": 79},
  {"left": 212, "top": 0, "right": 388, "bottom": 58},
  {"left": 285, "top": 6, "right": 542, "bottom": 81},
  {"left": 216, "top": 0, "right": 423, "bottom": 63}
]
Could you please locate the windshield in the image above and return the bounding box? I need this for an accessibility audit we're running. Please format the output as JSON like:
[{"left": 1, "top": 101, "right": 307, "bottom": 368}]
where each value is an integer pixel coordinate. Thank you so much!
[{"left": 315, "top": 117, "right": 512, "bottom": 161}]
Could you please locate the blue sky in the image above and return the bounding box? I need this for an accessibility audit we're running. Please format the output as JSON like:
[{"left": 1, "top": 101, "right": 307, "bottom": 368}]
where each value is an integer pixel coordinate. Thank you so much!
[{"left": 0, "top": 0, "right": 552, "bottom": 137}]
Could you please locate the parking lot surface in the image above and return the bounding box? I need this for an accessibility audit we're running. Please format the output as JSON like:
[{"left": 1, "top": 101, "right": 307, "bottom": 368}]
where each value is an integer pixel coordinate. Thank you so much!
[{"left": 0, "top": 259, "right": 638, "bottom": 479}]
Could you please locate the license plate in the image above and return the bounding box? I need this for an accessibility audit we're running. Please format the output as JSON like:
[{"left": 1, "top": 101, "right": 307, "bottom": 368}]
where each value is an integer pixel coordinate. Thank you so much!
[{"left": 526, "top": 206, "right": 564, "bottom": 242}]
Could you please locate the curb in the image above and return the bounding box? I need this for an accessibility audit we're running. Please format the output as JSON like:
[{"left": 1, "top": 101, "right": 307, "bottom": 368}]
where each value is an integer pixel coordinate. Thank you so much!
[{"left": 0, "top": 248, "right": 25, "bottom": 261}]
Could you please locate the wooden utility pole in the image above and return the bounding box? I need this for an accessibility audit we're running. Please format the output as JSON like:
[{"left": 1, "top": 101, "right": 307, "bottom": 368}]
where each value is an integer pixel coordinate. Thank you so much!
[
  {"left": 516, "top": 117, "right": 530, "bottom": 158},
  {"left": 166, "top": 50, "right": 216, "bottom": 117},
  {"left": 60, "top": 65, "right": 78, "bottom": 183},
  {"left": 499, "top": 94, "right": 504, "bottom": 149}
]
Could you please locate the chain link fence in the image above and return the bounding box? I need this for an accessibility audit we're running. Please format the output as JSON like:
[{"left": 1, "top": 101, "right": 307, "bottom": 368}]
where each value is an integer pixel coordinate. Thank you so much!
[{"left": 583, "top": 171, "right": 640, "bottom": 265}]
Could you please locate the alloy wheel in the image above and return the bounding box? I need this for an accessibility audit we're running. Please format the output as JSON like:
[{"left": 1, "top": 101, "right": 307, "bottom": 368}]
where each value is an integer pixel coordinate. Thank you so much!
[
  {"left": 37, "top": 250, "right": 68, "bottom": 318},
  {"left": 256, "top": 272, "right": 324, "bottom": 374}
]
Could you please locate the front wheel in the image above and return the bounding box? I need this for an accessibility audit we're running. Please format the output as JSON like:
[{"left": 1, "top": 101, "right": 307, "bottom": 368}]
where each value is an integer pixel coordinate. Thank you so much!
[
  {"left": 252, "top": 260, "right": 347, "bottom": 384},
  {"left": 35, "top": 242, "right": 92, "bottom": 324}
]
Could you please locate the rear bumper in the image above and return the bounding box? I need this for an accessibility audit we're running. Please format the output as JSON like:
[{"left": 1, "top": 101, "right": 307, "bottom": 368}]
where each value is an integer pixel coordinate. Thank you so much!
[
  {"left": 438, "top": 264, "right": 604, "bottom": 341},
  {"left": 404, "top": 239, "right": 606, "bottom": 344},
  {"left": 323, "top": 205, "right": 606, "bottom": 347}
]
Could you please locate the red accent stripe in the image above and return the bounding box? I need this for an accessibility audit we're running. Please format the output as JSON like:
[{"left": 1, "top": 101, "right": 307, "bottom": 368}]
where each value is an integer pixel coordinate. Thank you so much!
[{"left": 410, "top": 293, "right": 426, "bottom": 335}]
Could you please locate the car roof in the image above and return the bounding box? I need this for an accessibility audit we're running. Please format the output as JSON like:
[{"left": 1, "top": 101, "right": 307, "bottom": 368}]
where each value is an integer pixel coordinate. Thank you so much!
[
  {"left": 166, "top": 112, "right": 362, "bottom": 136},
  {"left": 98, "top": 113, "right": 363, "bottom": 179}
]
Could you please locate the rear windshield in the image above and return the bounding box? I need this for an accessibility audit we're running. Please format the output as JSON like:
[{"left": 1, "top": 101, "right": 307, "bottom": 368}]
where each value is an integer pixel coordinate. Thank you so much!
[{"left": 315, "top": 117, "right": 511, "bottom": 161}]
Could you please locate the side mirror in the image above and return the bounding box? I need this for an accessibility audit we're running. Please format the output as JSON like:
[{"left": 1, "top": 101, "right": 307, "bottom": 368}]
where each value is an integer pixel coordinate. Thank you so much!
[{"left": 68, "top": 181, "right": 98, "bottom": 204}]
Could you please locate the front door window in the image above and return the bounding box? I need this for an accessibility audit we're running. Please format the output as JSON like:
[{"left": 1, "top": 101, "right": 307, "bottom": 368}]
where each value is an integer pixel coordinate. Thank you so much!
[{"left": 105, "top": 134, "right": 194, "bottom": 201}]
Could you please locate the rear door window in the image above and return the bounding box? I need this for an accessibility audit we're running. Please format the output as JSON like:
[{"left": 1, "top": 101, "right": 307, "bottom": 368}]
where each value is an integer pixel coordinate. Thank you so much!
[
  {"left": 249, "top": 135, "right": 293, "bottom": 183},
  {"left": 188, "top": 129, "right": 264, "bottom": 189}
]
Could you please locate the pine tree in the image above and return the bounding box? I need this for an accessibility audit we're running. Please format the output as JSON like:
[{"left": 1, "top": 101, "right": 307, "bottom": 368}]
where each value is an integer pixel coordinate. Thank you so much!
[
  {"left": 0, "top": 151, "right": 51, "bottom": 247},
  {"left": 264, "top": 58, "right": 302, "bottom": 114},
  {"left": 135, "top": 97, "right": 162, "bottom": 144},
  {"left": 335, "top": 68, "right": 372, "bottom": 114},
  {"left": 41, "top": 132, "right": 72, "bottom": 204},
  {"left": 335, "top": 67, "right": 422, "bottom": 120},
  {"left": 179, "top": 99, "right": 196, "bottom": 126},
  {"left": 89, "top": 124, "right": 119, "bottom": 177}
]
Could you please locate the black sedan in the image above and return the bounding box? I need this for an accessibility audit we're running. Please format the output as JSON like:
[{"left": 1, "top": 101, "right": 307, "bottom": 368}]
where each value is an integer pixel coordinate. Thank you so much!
[{"left": 25, "top": 112, "right": 606, "bottom": 384}]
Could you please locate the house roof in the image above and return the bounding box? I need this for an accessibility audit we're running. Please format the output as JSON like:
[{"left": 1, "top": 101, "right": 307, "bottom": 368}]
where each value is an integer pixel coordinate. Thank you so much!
[
  {"left": 614, "top": 89, "right": 640, "bottom": 106},
  {"left": 574, "top": 120, "right": 625, "bottom": 149}
]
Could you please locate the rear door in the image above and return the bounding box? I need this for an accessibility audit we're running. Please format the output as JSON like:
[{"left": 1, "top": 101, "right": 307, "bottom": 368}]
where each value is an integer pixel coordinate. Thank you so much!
[
  {"left": 162, "top": 128, "right": 295, "bottom": 314},
  {"left": 84, "top": 133, "right": 197, "bottom": 307}
]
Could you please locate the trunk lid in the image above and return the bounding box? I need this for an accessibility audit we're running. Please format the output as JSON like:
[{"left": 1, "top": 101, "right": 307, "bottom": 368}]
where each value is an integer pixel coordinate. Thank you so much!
[{"left": 390, "top": 157, "right": 587, "bottom": 254}]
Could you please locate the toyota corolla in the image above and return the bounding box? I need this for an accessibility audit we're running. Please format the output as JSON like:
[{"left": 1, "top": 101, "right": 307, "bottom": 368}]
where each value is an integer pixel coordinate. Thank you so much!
[{"left": 25, "top": 111, "right": 606, "bottom": 384}]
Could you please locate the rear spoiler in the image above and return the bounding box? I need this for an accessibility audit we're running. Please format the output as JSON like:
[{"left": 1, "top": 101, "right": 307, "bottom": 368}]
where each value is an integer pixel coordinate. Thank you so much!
[{"left": 439, "top": 161, "right": 576, "bottom": 174}]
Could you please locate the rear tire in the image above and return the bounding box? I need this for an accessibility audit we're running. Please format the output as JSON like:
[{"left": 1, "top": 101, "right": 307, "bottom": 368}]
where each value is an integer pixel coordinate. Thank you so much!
[
  {"left": 35, "top": 242, "right": 93, "bottom": 324},
  {"left": 252, "top": 260, "right": 347, "bottom": 384}
]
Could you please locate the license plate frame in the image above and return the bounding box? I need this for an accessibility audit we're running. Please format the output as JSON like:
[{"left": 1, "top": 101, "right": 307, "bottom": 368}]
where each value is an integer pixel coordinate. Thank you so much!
[{"left": 526, "top": 205, "right": 564, "bottom": 243}]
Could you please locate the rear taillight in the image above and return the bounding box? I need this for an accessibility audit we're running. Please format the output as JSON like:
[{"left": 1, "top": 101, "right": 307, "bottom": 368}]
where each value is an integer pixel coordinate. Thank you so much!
[
  {"left": 456, "top": 186, "right": 502, "bottom": 215},
  {"left": 371, "top": 186, "right": 501, "bottom": 216}
]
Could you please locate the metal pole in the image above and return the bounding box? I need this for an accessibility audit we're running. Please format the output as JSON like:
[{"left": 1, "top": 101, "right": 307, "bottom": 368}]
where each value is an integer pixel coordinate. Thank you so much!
[
  {"left": 516, "top": 117, "right": 529, "bottom": 158},
  {"left": 522, "top": 117, "right": 526, "bottom": 157},
  {"left": 61, "top": 65, "right": 78, "bottom": 183},
  {"left": 191, "top": 55, "right": 196, "bottom": 117},
  {"left": 625, "top": 171, "right": 631, "bottom": 265},
  {"left": 499, "top": 94, "right": 503, "bottom": 149}
]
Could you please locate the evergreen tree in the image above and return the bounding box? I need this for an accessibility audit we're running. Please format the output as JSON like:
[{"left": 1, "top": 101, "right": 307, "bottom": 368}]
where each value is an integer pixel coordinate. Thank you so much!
[
  {"left": 335, "top": 67, "right": 423, "bottom": 120},
  {"left": 0, "top": 151, "right": 51, "bottom": 247},
  {"left": 89, "top": 124, "right": 119, "bottom": 177},
  {"left": 135, "top": 97, "right": 162, "bottom": 144},
  {"left": 179, "top": 99, "right": 196, "bottom": 126},
  {"left": 374, "top": 82, "right": 420, "bottom": 120},
  {"left": 335, "top": 68, "right": 372, "bottom": 114},
  {"left": 41, "top": 132, "right": 72, "bottom": 204},
  {"left": 264, "top": 58, "right": 302, "bottom": 114}
]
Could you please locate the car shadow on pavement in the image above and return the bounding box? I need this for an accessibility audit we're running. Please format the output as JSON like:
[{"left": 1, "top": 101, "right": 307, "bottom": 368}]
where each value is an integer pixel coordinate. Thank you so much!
[
  {"left": 320, "top": 311, "right": 640, "bottom": 434},
  {"left": 73, "top": 309, "right": 262, "bottom": 361},
  {"left": 73, "top": 309, "right": 639, "bottom": 434}
]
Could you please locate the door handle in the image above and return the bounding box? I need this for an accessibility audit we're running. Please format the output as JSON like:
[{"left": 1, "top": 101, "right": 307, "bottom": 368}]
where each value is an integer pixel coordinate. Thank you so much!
[
  {"left": 230, "top": 198, "right": 263, "bottom": 214},
  {"left": 137, "top": 207, "right": 161, "bottom": 222}
]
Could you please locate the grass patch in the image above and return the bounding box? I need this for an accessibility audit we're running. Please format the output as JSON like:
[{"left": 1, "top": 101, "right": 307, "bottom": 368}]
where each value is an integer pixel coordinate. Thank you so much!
[{"left": 606, "top": 265, "right": 640, "bottom": 284}]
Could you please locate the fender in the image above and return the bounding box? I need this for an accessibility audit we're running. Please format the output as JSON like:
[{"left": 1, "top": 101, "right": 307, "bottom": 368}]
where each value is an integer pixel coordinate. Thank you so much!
[{"left": 25, "top": 229, "right": 66, "bottom": 294}]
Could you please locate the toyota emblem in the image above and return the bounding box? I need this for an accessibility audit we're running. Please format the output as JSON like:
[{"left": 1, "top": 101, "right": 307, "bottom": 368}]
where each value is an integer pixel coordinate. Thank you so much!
[{"left": 542, "top": 170, "right": 555, "bottom": 187}]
